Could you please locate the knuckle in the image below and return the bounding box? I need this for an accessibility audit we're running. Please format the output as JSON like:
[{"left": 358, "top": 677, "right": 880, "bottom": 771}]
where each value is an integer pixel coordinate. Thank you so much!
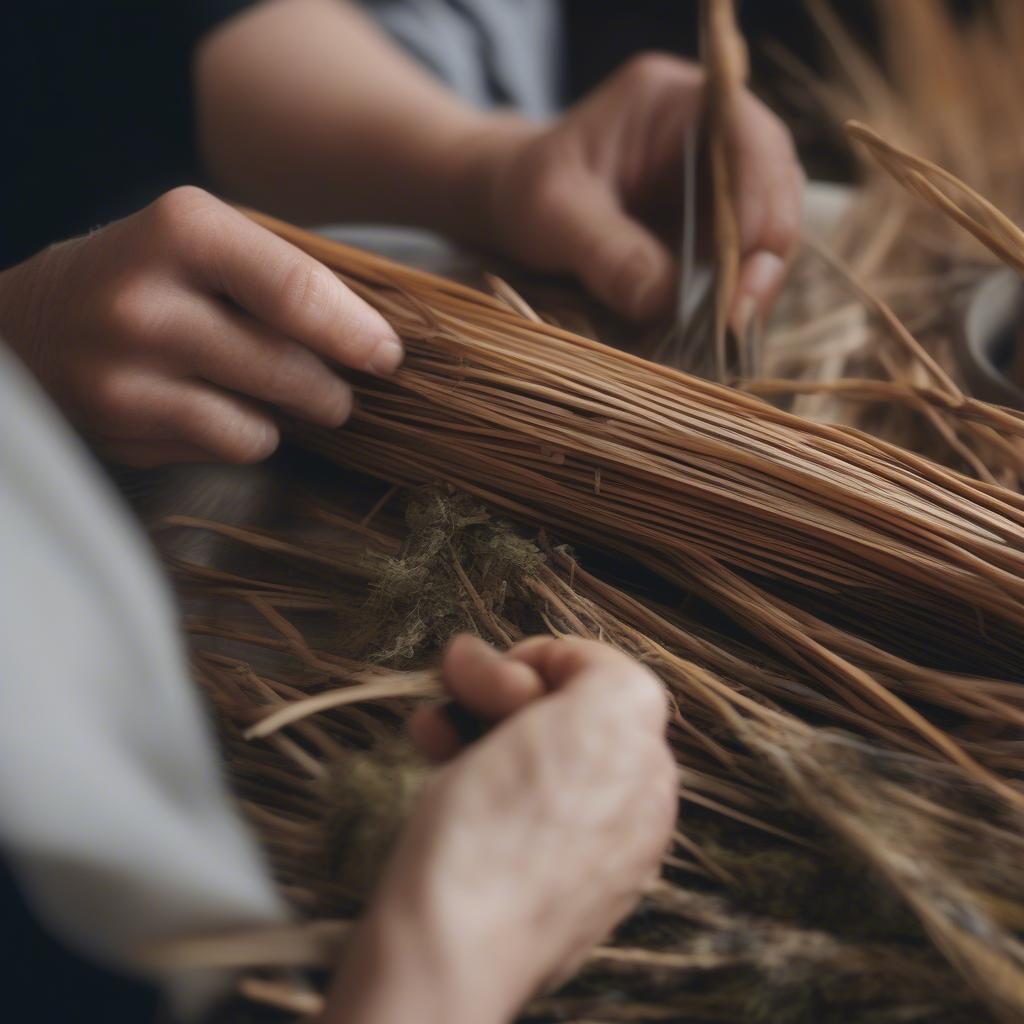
[
  {"left": 760, "top": 102, "right": 800, "bottom": 161},
  {"left": 103, "top": 278, "right": 168, "bottom": 343},
  {"left": 621, "top": 52, "right": 688, "bottom": 91},
  {"left": 264, "top": 347, "right": 353, "bottom": 426},
  {"left": 260, "top": 342, "right": 315, "bottom": 400},
  {"left": 276, "top": 257, "right": 338, "bottom": 333},
  {"left": 576, "top": 645, "right": 667, "bottom": 723},
  {"left": 222, "top": 420, "right": 280, "bottom": 464},
  {"left": 150, "top": 185, "right": 215, "bottom": 224},
  {"left": 525, "top": 178, "right": 562, "bottom": 232},
  {"left": 627, "top": 668, "right": 669, "bottom": 727},
  {"left": 524, "top": 159, "right": 576, "bottom": 225},
  {"left": 147, "top": 186, "right": 221, "bottom": 251},
  {"left": 187, "top": 398, "right": 279, "bottom": 464},
  {"left": 89, "top": 367, "right": 141, "bottom": 428},
  {"left": 594, "top": 239, "right": 651, "bottom": 304},
  {"left": 321, "top": 381, "right": 354, "bottom": 427},
  {"left": 548, "top": 637, "right": 611, "bottom": 684},
  {"left": 761, "top": 202, "right": 801, "bottom": 260}
]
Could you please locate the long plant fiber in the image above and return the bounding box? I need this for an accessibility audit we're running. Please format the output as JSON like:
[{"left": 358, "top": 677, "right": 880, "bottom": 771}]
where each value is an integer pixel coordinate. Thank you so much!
[
  {"left": 703, "top": 0, "right": 748, "bottom": 378},
  {"left": 760, "top": 0, "right": 1024, "bottom": 467}
]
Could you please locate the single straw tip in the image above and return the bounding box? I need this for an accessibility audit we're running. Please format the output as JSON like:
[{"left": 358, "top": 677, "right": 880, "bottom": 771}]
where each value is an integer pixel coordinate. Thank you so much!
[
  {"left": 243, "top": 718, "right": 274, "bottom": 741},
  {"left": 843, "top": 119, "right": 872, "bottom": 139}
]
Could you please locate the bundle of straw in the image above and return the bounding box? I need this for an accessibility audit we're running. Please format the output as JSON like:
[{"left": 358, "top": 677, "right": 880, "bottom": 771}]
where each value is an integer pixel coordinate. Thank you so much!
[{"left": 243, "top": 205, "right": 1024, "bottom": 798}]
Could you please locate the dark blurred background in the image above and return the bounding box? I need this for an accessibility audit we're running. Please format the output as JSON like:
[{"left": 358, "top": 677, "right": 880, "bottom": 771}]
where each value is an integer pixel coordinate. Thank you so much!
[
  {"left": 563, "top": 0, "right": 981, "bottom": 178},
  {"left": 563, "top": 0, "right": 981, "bottom": 97}
]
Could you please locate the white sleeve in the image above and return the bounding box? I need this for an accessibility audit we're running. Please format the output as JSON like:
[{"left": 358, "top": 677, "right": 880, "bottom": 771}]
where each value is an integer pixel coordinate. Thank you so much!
[{"left": 0, "top": 345, "right": 287, "bottom": 1011}]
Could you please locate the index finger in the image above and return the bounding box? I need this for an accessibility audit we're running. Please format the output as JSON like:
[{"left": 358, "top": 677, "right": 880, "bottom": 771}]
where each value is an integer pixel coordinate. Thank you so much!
[
  {"left": 726, "top": 92, "right": 804, "bottom": 329},
  {"left": 175, "top": 193, "right": 404, "bottom": 376},
  {"left": 729, "top": 91, "right": 804, "bottom": 263}
]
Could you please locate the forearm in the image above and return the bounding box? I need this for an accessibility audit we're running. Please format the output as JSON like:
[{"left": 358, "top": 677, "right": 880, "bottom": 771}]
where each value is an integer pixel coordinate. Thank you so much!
[
  {"left": 0, "top": 244, "right": 67, "bottom": 383},
  {"left": 194, "top": 0, "right": 536, "bottom": 238}
]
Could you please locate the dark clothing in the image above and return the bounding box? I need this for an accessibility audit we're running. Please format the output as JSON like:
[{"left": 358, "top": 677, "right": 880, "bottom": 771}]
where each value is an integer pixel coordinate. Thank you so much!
[
  {"left": 562, "top": 1, "right": 877, "bottom": 103},
  {"left": 0, "top": 856, "right": 160, "bottom": 1022},
  {"left": 1, "top": 2, "right": 253, "bottom": 270}
]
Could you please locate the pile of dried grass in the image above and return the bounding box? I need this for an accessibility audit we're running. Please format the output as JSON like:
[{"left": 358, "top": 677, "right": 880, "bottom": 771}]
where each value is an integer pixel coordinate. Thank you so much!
[
  {"left": 154, "top": 484, "right": 1024, "bottom": 1023},
  {"left": 761, "top": 0, "right": 1024, "bottom": 468},
  {"left": 142, "top": 2, "right": 1024, "bottom": 1020}
]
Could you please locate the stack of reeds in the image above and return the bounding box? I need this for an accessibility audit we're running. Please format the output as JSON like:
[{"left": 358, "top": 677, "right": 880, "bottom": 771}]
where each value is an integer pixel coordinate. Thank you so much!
[{"left": 246, "top": 206, "right": 1024, "bottom": 773}]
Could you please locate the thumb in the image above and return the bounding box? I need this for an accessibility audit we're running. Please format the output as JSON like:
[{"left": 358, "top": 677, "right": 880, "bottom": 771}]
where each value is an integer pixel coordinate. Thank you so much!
[{"left": 547, "top": 179, "right": 676, "bottom": 321}]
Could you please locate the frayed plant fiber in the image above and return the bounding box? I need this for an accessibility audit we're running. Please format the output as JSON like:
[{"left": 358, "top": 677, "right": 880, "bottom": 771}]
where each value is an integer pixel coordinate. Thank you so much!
[{"left": 319, "top": 742, "right": 427, "bottom": 911}]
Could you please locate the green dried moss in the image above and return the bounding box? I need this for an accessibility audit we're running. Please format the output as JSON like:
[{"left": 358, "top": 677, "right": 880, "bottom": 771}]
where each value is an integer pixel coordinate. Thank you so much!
[
  {"left": 319, "top": 743, "right": 428, "bottom": 911},
  {"left": 344, "top": 488, "right": 544, "bottom": 665}
]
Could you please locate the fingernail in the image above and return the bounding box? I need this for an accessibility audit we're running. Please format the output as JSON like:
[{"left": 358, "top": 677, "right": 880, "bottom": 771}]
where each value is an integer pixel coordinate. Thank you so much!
[
  {"left": 731, "top": 294, "right": 759, "bottom": 338},
  {"left": 732, "top": 251, "right": 785, "bottom": 335},
  {"left": 743, "top": 251, "right": 785, "bottom": 303},
  {"left": 368, "top": 335, "right": 404, "bottom": 376}
]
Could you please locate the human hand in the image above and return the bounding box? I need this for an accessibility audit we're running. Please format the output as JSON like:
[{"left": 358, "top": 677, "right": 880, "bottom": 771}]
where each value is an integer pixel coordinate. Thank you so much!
[
  {"left": 325, "top": 636, "right": 677, "bottom": 1024},
  {"left": 464, "top": 54, "right": 804, "bottom": 328},
  {"left": 0, "top": 186, "right": 402, "bottom": 466}
]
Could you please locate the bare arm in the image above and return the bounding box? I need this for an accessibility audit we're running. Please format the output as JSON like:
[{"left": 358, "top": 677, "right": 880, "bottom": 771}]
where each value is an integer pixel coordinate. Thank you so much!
[{"left": 194, "top": 0, "right": 515, "bottom": 237}]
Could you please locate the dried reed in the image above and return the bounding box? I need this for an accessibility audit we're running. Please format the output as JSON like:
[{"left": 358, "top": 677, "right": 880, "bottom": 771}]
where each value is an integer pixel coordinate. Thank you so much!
[
  {"left": 760, "top": 0, "right": 1024, "bottom": 469},
  {"left": 703, "top": 0, "right": 748, "bottom": 378}
]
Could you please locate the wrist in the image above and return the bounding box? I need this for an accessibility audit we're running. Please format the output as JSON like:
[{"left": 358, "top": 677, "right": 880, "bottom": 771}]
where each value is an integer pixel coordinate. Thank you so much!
[
  {"left": 428, "top": 112, "right": 543, "bottom": 248},
  {"left": 322, "top": 897, "right": 513, "bottom": 1024}
]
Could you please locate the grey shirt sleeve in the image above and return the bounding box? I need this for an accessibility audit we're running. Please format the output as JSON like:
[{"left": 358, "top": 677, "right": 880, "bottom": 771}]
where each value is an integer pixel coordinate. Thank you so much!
[{"left": 360, "top": 0, "right": 563, "bottom": 117}]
